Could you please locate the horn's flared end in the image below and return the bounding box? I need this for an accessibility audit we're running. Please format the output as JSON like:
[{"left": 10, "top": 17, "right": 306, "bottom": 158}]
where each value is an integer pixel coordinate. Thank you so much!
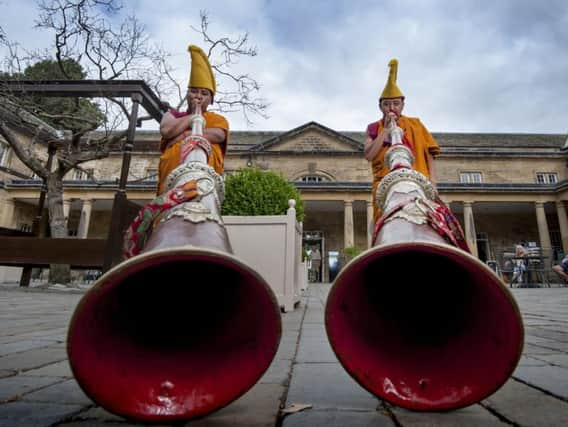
[
  {"left": 68, "top": 247, "right": 281, "bottom": 422},
  {"left": 325, "top": 242, "right": 523, "bottom": 411}
]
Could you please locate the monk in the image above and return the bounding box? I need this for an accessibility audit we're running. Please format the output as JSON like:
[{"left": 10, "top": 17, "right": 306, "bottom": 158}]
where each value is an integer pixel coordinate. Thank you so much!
[
  {"left": 364, "top": 59, "right": 440, "bottom": 223},
  {"left": 157, "top": 45, "right": 229, "bottom": 195}
]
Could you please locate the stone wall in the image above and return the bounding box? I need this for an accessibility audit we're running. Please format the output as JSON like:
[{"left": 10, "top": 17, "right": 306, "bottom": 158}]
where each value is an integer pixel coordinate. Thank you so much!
[{"left": 437, "top": 156, "right": 565, "bottom": 184}]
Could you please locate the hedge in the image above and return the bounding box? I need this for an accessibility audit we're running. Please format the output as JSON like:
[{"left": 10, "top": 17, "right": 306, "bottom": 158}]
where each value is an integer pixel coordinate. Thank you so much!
[{"left": 222, "top": 167, "right": 305, "bottom": 222}]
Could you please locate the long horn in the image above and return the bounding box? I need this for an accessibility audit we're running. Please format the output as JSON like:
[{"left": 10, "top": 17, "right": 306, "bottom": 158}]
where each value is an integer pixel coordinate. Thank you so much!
[
  {"left": 67, "top": 105, "right": 281, "bottom": 422},
  {"left": 325, "top": 122, "right": 524, "bottom": 411}
]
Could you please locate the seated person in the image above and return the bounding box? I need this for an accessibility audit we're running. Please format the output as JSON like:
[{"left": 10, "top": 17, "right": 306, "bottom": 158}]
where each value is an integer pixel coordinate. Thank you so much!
[{"left": 552, "top": 254, "right": 568, "bottom": 283}]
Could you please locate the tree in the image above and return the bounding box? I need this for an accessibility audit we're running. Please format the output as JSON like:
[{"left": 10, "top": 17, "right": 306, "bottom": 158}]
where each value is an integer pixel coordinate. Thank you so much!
[
  {"left": 2, "top": 58, "right": 105, "bottom": 132},
  {"left": 0, "top": 1, "right": 267, "bottom": 285}
]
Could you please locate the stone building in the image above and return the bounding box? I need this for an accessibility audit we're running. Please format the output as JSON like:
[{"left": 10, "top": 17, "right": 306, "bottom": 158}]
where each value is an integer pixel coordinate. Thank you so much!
[{"left": 1, "top": 121, "right": 568, "bottom": 282}]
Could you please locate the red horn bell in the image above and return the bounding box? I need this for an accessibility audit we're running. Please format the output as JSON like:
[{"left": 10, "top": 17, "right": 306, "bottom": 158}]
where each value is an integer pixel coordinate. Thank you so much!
[
  {"left": 325, "top": 242, "right": 523, "bottom": 411},
  {"left": 67, "top": 247, "right": 281, "bottom": 422}
]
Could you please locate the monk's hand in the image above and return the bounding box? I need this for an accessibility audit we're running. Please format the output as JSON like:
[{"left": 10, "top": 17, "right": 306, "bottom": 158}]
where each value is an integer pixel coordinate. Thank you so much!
[{"left": 384, "top": 112, "right": 397, "bottom": 130}]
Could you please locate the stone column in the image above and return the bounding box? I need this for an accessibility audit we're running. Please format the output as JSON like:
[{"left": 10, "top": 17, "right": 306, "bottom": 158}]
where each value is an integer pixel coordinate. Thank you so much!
[
  {"left": 0, "top": 198, "right": 16, "bottom": 228},
  {"left": 463, "top": 201, "right": 478, "bottom": 258},
  {"left": 77, "top": 199, "right": 94, "bottom": 239},
  {"left": 535, "top": 202, "right": 552, "bottom": 260},
  {"left": 367, "top": 200, "right": 374, "bottom": 248},
  {"left": 63, "top": 200, "right": 71, "bottom": 225},
  {"left": 556, "top": 201, "right": 568, "bottom": 254},
  {"left": 344, "top": 200, "right": 354, "bottom": 249}
]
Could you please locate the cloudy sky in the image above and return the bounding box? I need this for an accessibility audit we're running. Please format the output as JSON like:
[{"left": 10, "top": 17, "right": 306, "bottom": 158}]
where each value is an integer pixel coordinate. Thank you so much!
[{"left": 1, "top": 0, "right": 568, "bottom": 134}]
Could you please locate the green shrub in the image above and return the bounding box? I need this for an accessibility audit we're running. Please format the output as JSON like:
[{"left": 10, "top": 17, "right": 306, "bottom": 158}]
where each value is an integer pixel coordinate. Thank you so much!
[
  {"left": 344, "top": 246, "right": 363, "bottom": 259},
  {"left": 222, "top": 167, "right": 305, "bottom": 222}
]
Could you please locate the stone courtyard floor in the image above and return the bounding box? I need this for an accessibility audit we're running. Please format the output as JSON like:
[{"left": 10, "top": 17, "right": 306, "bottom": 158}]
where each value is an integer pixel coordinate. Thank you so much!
[{"left": 0, "top": 283, "right": 567, "bottom": 426}]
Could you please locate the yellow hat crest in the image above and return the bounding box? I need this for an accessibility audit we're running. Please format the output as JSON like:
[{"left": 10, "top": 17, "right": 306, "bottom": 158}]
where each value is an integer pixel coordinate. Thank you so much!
[
  {"left": 188, "top": 45, "right": 216, "bottom": 95},
  {"left": 380, "top": 59, "right": 404, "bottom": 99}
]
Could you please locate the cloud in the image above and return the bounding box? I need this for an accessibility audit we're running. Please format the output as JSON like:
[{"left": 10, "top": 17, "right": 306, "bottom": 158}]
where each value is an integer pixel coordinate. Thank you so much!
[{"left": 1, "top": 0, "right": 567, "bottom": 133}]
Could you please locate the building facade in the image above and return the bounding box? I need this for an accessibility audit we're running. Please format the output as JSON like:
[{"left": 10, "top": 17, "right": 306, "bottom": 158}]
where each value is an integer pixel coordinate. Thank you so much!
[{"left": 1, "top": 121, "right": 568, "bottom": 282}]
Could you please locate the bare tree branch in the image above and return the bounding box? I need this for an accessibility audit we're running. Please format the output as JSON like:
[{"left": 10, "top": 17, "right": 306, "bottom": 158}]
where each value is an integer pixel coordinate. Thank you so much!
[
  {"left": 0, "top": 121, "right": 50, "bottom": 179},
  {"left": 188, "top": 10, "right": 269, "bottom": 125}
]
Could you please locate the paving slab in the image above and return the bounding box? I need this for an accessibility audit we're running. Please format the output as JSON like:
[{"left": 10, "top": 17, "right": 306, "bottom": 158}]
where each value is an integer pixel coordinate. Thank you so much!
[
  {"left": 513, "top": 364, "right": 568, "bottom": 398},
  {"left": 522, "top": 343, "right": 562, "bottom": 355},
  {"left": 282, "top": 408, "right": 396, "bottom": 427},
  {"left": 389, "top": 404, "right": 508, "bottom": 426},
  {"left": 295, "top": 336, "right": 337, "bottom": 363},
  {"left": 518, "top": 355, "right": 549, "bottom": 366},
  {"left": 0, "top": 339, "right": 62, "bottom": 357},
  {"left": 531, "top": 353, "right": 568, "bottom": 368},
  {"left": 183, "top": 383, "right": 285, "bottom": 427},
  {"left": 483, "top": 379, "right": 568, "bottom": 427},
  {"left": 286, "top": 363, "right": 379, "bottom": 411},
  {"left": 274, "top": 336, "right": 300, "bottom": 360},
  {"left": 54, "top": 422, "right": 141, "bottom": 427},
  {"left": 0, "top": 345, "right": 67, "bottom": 372},
  {"left": 21, "top": 360, "right": 74, "bottom": 378},
  {"left": 22, "top": 379, "right": 92, "bottom": 405},
  {"left": 60, "top": 406, "right": 138, "bottom": 425},
  {"left": 0, "top": 375, "right": 63, "bottom": 402},
  {"left": 0, "top": 401, "right": 85, "bottom": 427},
  {"left": 0, "top": 369, "right": 14, "bottom": 379},
  {"left": 527, "top": 330, "right": 568, "bottom": 342},
  {"left": 297, "top": 323, "right": 326, "bottom": 338},
  {"left": 260, "top": 358, "right": 293, "bottom": 385}
]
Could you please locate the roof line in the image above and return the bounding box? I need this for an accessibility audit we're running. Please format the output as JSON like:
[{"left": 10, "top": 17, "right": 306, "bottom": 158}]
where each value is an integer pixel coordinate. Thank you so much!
[{"left": 250, "top": 121, "right": 364, "bottom": 151}]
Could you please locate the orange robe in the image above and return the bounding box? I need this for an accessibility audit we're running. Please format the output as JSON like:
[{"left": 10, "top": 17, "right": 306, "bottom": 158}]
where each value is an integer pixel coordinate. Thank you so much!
[
  {"left": 367, "top": 115, "right": 440, "bottom": 222},
  {"left": 157, "top": 111, "right": 229, "bottom": 195}
]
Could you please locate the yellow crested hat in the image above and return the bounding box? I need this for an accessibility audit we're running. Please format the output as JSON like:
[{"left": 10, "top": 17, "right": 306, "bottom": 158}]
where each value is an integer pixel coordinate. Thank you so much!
[
  {"left": 380, "top": 59, "right": 404, "bottom": 99},
  {"left": 188, "top": 44, "right": 216, "bottom": 95}
]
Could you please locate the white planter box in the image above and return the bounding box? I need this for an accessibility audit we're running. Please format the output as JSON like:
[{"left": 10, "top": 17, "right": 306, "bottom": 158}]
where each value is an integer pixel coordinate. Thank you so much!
[{"left": 223, "top": 201, "right": 305, "bottom": 312}]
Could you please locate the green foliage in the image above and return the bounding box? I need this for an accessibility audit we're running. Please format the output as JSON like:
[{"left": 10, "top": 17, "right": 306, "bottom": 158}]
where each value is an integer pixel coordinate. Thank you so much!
[
  {"left": 24, "top": 58, "right": 87, "bottom": 80},
  {"left": 344, "top": 246, "right": 363, "bottom": 259},
  {"left": 3, "top": 58, "right": 104, "bottom": 132},
  {"left": 222, "top": 167, "right": 305, "bottom": 222}
]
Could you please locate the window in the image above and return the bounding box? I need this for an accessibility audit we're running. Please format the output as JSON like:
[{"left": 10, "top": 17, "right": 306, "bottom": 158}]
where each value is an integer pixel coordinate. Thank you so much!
[
  {"left": 0, "top": 142, "right": 9, "bottom": 167},
  {"left": 459, "top": 172, "right": 483, "bottom": 184},
  {"left": 299, "top": 175, "right": 328, "bottom": 183},
  {"left": 301, "top": 175, "right": 323, "bottom": 183},
  {"left": 535, "top": 172, "right": 558, "bottom": 184}
]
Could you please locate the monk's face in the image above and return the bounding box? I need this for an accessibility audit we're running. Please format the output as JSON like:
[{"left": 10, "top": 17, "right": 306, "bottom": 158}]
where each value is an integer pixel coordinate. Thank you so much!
[
  {"left": 187, "top": 87, "right": 213, "bottom": 112},
  {"left": 379, "top": 97, "right": 404, "bottom": 118}
]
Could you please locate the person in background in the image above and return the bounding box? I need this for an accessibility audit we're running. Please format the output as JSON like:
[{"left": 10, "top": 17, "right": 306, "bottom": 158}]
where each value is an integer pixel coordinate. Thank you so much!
[
  {"left": 510, "top": 242, "right": 528, "bottom": 287},
  {"left": 552, "top": 253, "right": 568, "bottom": 283},
  {"left": 311, "top": 247, "right": 322, "bottom": 282}
]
